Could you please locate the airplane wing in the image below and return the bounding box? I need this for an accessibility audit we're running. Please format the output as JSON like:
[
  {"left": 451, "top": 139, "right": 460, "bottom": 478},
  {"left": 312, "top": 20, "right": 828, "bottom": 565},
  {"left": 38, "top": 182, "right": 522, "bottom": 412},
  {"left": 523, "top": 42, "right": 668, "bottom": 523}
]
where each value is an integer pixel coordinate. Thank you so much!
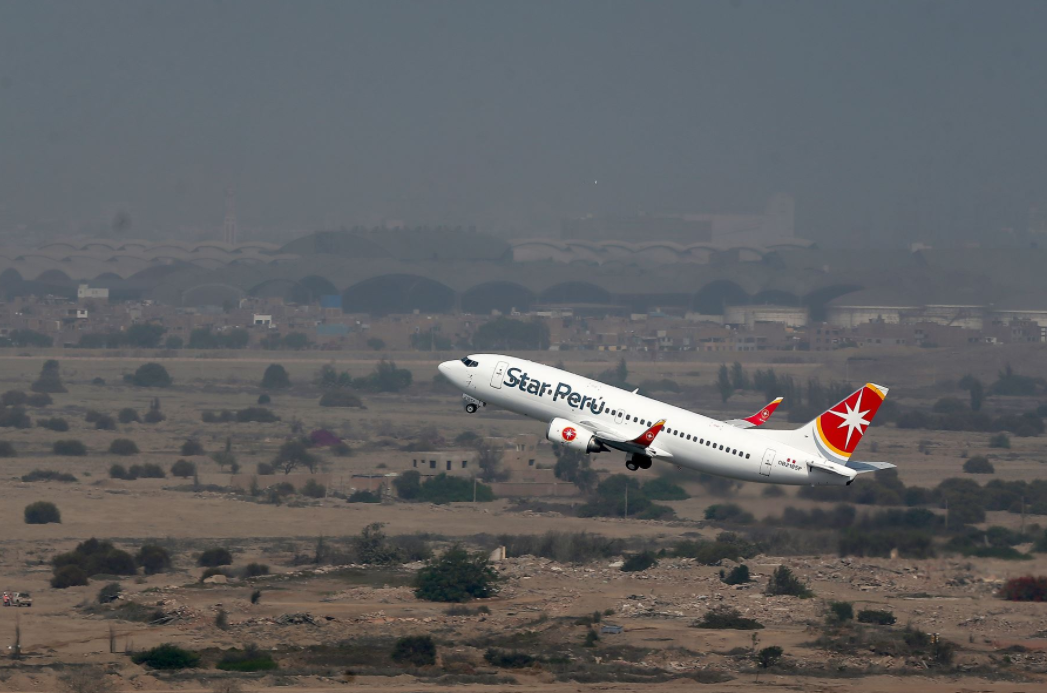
[
  {"left": 724, "top": 397, "right": 783, "bottom": 429},
  {"left": 579, "top": 418, "right": 673, "bottom": 459}
]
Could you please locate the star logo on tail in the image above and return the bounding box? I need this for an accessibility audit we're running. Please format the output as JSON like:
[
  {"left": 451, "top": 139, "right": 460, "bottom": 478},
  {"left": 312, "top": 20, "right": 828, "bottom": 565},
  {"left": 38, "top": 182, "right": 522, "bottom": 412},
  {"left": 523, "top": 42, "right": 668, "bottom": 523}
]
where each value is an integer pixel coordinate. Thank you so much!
[{"left": 826, "top": 390, "right": 871, "bottom": 448}]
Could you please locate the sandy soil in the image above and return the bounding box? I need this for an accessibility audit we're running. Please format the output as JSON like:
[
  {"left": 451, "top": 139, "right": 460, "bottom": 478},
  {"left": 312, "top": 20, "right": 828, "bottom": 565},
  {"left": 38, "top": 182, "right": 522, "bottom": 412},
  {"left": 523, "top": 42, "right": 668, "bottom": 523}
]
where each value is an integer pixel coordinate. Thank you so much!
[{"left": 0, "top": 345, "right": 1045, "bottom": 691}]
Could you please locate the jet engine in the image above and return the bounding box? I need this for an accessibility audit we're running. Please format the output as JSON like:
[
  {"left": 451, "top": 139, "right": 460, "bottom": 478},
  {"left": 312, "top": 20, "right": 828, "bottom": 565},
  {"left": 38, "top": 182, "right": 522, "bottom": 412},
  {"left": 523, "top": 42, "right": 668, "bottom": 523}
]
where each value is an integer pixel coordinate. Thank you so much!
[{"left": 546, "top": 417, "right": 602, "bottom": 453}]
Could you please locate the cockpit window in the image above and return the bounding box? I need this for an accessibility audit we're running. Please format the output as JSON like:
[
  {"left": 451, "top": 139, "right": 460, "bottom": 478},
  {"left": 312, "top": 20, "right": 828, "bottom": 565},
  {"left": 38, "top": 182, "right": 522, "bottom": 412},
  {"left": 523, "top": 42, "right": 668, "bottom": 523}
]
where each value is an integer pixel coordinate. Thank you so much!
[{"left": 460, "top": 357, "right": 479, "bottom": 368}]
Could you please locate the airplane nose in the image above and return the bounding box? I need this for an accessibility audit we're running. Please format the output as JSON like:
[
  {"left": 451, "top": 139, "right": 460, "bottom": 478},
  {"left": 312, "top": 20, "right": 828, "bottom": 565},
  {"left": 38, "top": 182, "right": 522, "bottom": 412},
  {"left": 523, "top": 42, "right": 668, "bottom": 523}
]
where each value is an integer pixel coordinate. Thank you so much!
[{"left": 438, "top": 361, "right": 454, "bottom": 378}]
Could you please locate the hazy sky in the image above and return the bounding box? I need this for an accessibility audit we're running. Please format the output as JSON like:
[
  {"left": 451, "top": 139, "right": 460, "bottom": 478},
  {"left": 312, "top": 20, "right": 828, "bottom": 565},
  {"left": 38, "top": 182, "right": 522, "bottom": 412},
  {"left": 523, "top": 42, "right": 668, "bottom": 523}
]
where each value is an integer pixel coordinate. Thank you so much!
[{"left": 1, "top": 0, "right": 1045, "bottom": 243}]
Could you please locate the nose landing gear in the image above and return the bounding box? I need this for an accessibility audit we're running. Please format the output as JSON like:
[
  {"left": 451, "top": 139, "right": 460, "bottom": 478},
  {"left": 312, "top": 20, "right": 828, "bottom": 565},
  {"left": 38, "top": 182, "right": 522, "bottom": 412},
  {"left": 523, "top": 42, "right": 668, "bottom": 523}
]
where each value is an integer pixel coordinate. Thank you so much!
[{"left": 625, "top": 453, "right": 652, "bottom": 471}]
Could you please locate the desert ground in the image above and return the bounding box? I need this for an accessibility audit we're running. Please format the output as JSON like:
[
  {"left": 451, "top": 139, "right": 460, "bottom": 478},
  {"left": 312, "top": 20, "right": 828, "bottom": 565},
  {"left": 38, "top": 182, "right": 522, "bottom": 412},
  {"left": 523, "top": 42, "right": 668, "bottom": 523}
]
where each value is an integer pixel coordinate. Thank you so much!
[{"left": 0, "top": 344, "right": 1046, "bottom": 692}]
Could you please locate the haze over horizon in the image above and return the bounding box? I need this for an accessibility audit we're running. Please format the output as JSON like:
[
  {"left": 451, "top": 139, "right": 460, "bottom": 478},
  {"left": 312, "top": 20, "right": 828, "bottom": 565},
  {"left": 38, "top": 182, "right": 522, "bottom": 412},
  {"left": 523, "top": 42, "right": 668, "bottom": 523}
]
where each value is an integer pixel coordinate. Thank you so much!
[{"left": 2, "top": 0, "right": 1045, "bottom": 246}]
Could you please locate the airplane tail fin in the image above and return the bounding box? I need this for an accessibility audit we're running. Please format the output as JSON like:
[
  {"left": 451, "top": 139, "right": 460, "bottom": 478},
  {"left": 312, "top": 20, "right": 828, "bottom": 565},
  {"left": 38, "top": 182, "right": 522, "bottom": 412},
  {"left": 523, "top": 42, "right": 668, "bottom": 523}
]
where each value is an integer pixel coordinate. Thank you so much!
[{"left": 759, "top": 383, "right": 889, "bottom": 462}]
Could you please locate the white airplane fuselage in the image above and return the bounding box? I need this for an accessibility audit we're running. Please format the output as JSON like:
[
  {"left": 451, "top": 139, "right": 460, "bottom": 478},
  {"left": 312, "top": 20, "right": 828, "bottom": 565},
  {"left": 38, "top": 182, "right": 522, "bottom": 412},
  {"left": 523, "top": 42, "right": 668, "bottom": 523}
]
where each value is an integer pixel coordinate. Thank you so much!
[{"left": 439, "top": 354, "right": 854, "bottom": 486}]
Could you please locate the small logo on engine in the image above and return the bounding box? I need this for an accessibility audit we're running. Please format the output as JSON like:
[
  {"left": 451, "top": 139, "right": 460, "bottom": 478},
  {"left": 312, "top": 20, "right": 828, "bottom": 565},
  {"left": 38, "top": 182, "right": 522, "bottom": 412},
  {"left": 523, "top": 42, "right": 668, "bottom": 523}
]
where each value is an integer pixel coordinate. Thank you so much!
[{"left": 562, "top": 427, "right": 577, "bottom": 442}]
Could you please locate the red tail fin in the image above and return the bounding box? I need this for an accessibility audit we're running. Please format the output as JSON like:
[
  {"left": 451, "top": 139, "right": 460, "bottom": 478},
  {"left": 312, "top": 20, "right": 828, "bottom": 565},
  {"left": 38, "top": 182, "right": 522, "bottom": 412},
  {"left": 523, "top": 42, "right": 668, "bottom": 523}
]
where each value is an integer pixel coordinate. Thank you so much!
[{"left": 811, "top": 383, "right": 889, "bottom": 460}]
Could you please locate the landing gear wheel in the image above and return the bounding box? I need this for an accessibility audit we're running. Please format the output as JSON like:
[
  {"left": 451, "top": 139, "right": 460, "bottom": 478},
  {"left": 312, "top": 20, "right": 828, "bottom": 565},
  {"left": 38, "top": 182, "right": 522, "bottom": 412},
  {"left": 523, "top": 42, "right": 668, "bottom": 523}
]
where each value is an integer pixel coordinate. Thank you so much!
[
  {"left": 638, "top": 458, "right": 652, "bottom": 470},
  {"left": 625, "top": 461, "right": 639, "bottom": 471},
  {"left": 465, "top": 403, "right": 478, "bottom": 414}
]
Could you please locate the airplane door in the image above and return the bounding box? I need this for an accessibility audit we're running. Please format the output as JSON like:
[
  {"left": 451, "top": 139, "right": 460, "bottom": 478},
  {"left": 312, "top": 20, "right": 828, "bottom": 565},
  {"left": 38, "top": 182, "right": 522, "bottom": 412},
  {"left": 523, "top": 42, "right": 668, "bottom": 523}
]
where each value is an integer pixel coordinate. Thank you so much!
[
  {"left": 490, "top": 361, "right": 508, "bottom": 389},
  {"left": 760, "top": 448, "right": 775, "bottom": 477},
  {"left": 615, "top": 408, "right": 625, "bottom": 425}
]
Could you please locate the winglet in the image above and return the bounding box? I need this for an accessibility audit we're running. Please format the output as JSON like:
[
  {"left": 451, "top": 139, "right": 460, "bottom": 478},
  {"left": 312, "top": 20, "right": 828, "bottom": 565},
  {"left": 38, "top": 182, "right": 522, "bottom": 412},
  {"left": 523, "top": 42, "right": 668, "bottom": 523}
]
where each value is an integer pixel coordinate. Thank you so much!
[
  {"left": 630, "top": 419, "right": 665, "bottom": 446},
  {"left": 743, "top": 397, "right": 783, "bottom": 427}
]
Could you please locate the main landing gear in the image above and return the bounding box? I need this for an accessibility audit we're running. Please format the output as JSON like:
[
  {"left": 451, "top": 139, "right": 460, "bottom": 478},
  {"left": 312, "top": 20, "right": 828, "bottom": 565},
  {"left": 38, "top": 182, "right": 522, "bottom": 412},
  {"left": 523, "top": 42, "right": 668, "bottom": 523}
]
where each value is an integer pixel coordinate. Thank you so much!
[
  {"left": 462, "top": 395, "right": 486, "bottom": 414},
  {"left": 625, "top": 453, "right": 652, "bottom": 471}
]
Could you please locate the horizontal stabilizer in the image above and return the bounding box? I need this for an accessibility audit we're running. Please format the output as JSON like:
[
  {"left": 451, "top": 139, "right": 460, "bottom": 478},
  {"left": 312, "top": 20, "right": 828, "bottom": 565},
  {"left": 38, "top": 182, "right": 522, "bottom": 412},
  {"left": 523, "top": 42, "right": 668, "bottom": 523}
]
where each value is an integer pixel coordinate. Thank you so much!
[{"left": 846, "top": 459, "right": 896, "bottom": 475}]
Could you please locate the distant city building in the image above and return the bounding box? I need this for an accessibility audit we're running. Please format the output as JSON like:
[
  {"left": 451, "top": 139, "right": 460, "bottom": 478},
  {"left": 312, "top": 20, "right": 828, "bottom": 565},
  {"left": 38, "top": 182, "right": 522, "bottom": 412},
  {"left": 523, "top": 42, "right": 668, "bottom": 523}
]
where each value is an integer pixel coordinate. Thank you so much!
[
  {"left": 561, "top": 193, "right": 795, "bottom": 245},
  {"left": 77, "top": 284, "right": 109, "bottom": 301}
]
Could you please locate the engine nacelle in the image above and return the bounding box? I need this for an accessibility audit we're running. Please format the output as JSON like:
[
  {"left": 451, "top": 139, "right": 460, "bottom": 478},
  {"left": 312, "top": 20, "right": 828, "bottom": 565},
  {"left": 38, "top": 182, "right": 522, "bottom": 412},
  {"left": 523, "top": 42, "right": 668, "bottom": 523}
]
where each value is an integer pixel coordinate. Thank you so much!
[{"left": 547, "top": 417, "right": 602, "bottom": 453}]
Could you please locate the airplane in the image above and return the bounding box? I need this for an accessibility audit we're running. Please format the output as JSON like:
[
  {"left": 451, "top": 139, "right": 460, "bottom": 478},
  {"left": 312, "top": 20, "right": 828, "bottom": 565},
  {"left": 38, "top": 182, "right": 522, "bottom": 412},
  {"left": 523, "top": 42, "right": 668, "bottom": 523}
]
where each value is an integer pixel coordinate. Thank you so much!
[{"left": 438, "top": 354, "right": 895, "bottom": 486}]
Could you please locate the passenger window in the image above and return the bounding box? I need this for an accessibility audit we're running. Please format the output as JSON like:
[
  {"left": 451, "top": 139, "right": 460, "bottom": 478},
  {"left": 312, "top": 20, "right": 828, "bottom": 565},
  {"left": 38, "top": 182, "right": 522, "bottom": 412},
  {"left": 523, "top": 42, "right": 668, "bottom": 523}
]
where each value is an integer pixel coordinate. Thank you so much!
[
  {"left": 746, "top": 453, "right": 750, "bottom": 459},
  {"left": 626, "top": 415, "right": 631, "bottom": 421},
  {"left": 700, "top": 438, "right": 704, "bottom": 444}
]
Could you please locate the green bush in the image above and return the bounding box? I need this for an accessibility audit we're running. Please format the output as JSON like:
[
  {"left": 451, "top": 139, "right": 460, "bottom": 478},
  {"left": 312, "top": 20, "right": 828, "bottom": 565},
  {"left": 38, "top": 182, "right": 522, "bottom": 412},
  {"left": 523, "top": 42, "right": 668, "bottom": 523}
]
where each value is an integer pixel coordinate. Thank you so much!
[
  {"left": 170, "top": 459, "right": 196, "bottom": 478},
  {"left": 578, "top": 474, "right": 675, "bottom": 520},
  {"left": 98, "top": 582, "right": 122, "bottom": 603},
  {"left": 26, "top": 392, "right": 52, "bottom": 407},
  {"left": 109, "top": 439, "right": 139, "bottom": 455},
  {"left": 37, "top": 417, "right": 69, "bottom": 432},
  {"left": 394, "top": 470, "right": 422, "bottom": 500},
  {"left": 391, "top": 635, "right": 436, "bottom": 667},
  {"left": 828, "top": 601, "right": 854, "bottom": 622},
  {"left": 31, "top": 359, "right": 66, "bottom": 393},
  {"left": 198, "top": 547, "right": 233, "bottom": 567},
  {"left": 131, "top": 463, "right": 166, "bottom": 479},
  {"left": 260, "top": 363, "right": 291, "bottom": 390},
  {"left": 498, "top": 531, "right": 623, "bottom": 564},
  {"left": 838, "top": 528, "right": 935, "bottom": 559},
  {"left": 694, "top": 605, "right": 763, "bottom": 630},
  {"left": 53, "top": 539, "right": 137, "bottom": 577},
  {"left": 352, "top": 360, "right": 413, "bottom": 393},
  {"left": 118, "top": 407, "right": 140, "bottom": 424},
  {"left": 240, "top": 562, "right": 270, "bottom": 578},
  {"left": 256, "top": 461, "right": 275, "bottom": 475},
  {"left": 201, "top": 410, "right": 234, "bottom": 423},
  {"left": 94, "top": 414, "right": 116, "bottom": 430},
  {"left": 418, "top": 473, "right": 493, "bottom": 504},
  {"left": 856, "top": 609, "right": 896, "bottom": 625},
  {"left": 414, "top": 545, "right": 499, "bottom": 602},
  {"left": 21, "top": 469, "right": 76, "bottom": 482},
  {"left": 484, "top": 648, "right": 536, "bottom": 668},
  {"left": 51, "top": 564, "right": 88, "bottom": 588},
  {"left": 236, "top": 407, "right": 280, "bottom": 423},
  {"left": 989, "top": 432, "right": 1011, "bottom": 449},
  {"left": 216, "top": 647, "right": 278, "bottom": 672},
  {"left": 110, "top": 464, "right": 131, "bottom": 480},
  {"left": 757, "top": 645, "right": 783, "bottom": 668},
  {"left": 302, "top": 478, "right": 327, "bottom": 498},
  {"left": 130, "top": 363, "right": 172, "bottom": 387},
  {"left": 0, "top": 407, "right": 31, "bottom": 428},
  {"left": 257, "top": 393, "right": 271, "bottom": 404},
  {"left": 704, "top": 503, "right": 755, "bottom": 524},
  {"left": 180, "top": 439, "right": 204, "bottom": 456},
  {"left": 642, "top": 476, "right": 690, "bottom": 500},
  {"left": 721, "top": 564, "right": 751, "bottom": 585},
  {"left": 765, "top": 565, "right": 813, "bottom": 597},
  {"left": 318, "top": 390, "right": 364, "bottom": 408},
  {"left": 963, "top": 456, "right": 995, "bottom": 474},
  {"left": 347, "top": 489, "right": 381, "bottom": 503},
  {"left": 53, "top": 439, "right": 87, "bottom": 456},
  {"left": 131, "top": 643, "right": 200, "bottom": 670},
  {"left": 0, "top": 441, "right": 14, "bottom": 457},
  {"left": 620, "top": 551, "right": 658, "bottom": 572},
  {"left": 25, "top": 500, "right": 61, "bottom": 524},
  {"left": 672, "top": 536, "right": 757, "bottom": 565},
  {"left": 136, "top": 544, "right": 172, "bottom": 574},
  {"left": 0, "top": 390, "right": 27, "bottom": 406}
]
